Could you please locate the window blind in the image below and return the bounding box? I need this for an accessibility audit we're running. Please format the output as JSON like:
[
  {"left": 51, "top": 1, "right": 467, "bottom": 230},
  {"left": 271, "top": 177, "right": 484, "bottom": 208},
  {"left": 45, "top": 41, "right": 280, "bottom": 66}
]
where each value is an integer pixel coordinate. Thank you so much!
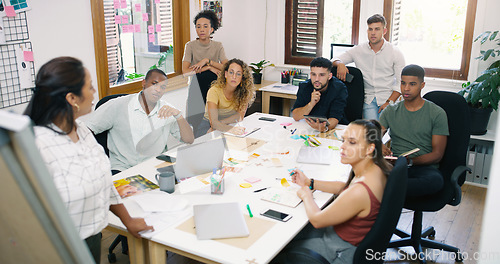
[
  {"left": 104, "top": 0, "right": 120, "bottom": 84},
  {"left": 292, "top": 0, "right": 324, "bottom": 57}
]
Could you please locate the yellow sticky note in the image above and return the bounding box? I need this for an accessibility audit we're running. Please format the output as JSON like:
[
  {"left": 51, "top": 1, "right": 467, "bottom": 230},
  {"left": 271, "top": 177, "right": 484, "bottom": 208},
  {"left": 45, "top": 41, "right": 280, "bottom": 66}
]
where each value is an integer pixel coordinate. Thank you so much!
[
  {"left": 240, "top": 183, "right": 253, "bottom": 188},
  {"left": 281, "top": 178, "right": 290, "bottom": 187}
]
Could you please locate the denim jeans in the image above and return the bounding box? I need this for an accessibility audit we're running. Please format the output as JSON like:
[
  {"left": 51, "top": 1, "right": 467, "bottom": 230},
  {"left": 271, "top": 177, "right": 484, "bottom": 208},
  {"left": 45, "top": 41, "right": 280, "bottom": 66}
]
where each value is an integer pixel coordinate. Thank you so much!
[{"left": 363, "top": 98, "right": 381, "bottom": 120}]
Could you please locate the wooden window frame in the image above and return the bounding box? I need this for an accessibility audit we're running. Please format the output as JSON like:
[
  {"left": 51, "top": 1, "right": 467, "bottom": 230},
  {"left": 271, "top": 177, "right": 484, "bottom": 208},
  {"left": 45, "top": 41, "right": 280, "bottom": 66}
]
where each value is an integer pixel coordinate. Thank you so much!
[
  {"left": 90, "top": 0, "right": 190, "bottom": 98},
  {"left": 383, "top": 0, "right": 477, "bottom": 80},
  {"left": 285, "top": 0, "right": 361, "bottom": 66}
]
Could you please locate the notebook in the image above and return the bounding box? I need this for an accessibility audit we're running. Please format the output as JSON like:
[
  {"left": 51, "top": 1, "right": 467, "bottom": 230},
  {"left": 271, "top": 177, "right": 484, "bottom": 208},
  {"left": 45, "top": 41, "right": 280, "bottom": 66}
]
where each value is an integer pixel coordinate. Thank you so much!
[
  {"left": 173, "top": 137, "right": 226, "bottom": 181},
  {"left": 296, "top": 145, "right": 334, "bottom": 165},
  {"left": 193, "top": 202, "right": 249, "bottom": 240}
]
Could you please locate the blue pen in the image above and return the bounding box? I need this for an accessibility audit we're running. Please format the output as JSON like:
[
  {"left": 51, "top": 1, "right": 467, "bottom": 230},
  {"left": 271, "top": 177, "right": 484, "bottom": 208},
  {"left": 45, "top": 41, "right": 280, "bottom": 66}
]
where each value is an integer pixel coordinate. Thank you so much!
[{"left": 291, "top": 128, "right": 297, "bottom": 134}]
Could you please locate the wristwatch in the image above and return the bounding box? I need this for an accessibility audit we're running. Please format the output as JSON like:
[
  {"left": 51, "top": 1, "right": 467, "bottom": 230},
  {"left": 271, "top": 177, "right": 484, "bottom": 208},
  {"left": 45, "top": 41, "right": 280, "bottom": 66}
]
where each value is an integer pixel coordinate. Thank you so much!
[
  {"left": 174, "top": 113, "right": 182, "bottom": 119},
  {"left": 323, "top": 126, "right": 329, "bottom": 133},
  {"left": 386, "top": 99, "right": 395, "bottom": 105},
  {"left": 309, "top": 178, "right": 315, "bottom": 190},
  {"left": 407, "top": 158, "right": 413, "bottom": 167}
]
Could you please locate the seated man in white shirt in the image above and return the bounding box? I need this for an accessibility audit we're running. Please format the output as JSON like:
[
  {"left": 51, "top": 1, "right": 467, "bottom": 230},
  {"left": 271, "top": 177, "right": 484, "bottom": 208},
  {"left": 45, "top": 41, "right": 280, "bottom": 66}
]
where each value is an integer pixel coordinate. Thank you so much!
[
  {"left": 332, "top": 14, "right": 405, "bottom": 120},
  {"left": 83, "top": 69, "right": 194, "bottom": 174}
]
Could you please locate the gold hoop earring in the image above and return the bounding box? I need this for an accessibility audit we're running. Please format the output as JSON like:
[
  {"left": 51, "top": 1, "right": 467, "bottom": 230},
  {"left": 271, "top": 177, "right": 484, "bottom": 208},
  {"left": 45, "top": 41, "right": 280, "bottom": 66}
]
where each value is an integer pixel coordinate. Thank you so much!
[{"left": 74, "top": 104, "right": 80, "bottom": 113}]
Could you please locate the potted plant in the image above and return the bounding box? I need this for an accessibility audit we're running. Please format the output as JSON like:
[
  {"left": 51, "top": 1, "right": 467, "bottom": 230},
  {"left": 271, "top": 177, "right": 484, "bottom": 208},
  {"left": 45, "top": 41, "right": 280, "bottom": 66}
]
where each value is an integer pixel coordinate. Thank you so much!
[
  {"left": 250, "top": 60, "right": 275, "bottom": 84},
  {"left": 458, "top": 30, "right": 500, "bottom": 135}
]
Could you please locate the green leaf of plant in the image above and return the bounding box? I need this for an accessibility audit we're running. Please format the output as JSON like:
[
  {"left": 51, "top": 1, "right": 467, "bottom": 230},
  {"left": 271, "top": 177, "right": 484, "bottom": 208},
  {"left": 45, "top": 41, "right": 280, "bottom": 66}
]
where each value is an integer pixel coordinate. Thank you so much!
[
  {"left": 481, "top": 31, "right": 492, "bottom": 44},
  {"left": 490, "top": 31, "right": 498, "bottom": 41},
  {"left": 474, "top": 31, "right": 489, "bottom": 42},
  {"left": 483, "top": 49, "right": 494, "bottom": 60}
]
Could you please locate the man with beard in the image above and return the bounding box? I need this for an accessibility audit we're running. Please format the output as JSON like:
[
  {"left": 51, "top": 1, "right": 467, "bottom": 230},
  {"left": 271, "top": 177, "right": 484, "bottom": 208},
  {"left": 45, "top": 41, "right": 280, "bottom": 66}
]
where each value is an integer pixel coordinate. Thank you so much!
[
  {"left": 292, "top": 57, "right": 348, "bottom": 132},
  {"left": 332, "top": 14, "right": 405, "bottom": 120}
]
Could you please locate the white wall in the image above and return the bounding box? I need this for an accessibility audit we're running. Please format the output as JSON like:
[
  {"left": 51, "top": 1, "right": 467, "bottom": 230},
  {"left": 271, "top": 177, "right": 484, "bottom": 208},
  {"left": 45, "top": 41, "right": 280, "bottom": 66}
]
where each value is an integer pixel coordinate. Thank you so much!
[{"left": 3, "top": 0, "right": 97, "bottom": 114}]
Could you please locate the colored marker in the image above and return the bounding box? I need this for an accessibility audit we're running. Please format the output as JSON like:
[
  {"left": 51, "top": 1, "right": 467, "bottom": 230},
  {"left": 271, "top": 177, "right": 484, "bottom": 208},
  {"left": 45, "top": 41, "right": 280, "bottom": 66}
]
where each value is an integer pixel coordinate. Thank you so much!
[{"left": 246, "top": 204, "right": 253, "bottom": 218}]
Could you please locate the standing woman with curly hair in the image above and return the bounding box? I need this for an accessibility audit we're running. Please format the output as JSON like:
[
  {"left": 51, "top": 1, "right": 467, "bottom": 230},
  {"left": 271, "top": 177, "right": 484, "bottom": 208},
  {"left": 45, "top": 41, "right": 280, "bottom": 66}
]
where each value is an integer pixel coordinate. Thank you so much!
[
  {"left": 200, "top": 58, "right": 255, "bottom": 135},
  {"left": 183, "top": 10, "right": 228, "bottom": 137}
]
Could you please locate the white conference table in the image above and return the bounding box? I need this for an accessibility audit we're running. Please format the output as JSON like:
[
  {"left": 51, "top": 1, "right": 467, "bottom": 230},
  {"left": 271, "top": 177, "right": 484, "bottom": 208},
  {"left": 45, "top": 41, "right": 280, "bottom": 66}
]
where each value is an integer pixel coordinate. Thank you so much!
[{"left": 107, "top": 113, "right": 350, "bottom": 264}]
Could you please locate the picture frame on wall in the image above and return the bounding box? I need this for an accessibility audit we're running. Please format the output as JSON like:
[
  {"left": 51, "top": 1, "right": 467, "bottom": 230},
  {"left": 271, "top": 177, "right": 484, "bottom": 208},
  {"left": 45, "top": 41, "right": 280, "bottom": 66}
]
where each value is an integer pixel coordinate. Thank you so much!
[{"left": 202, "top": 0, "right": 222, "bottom": 27}]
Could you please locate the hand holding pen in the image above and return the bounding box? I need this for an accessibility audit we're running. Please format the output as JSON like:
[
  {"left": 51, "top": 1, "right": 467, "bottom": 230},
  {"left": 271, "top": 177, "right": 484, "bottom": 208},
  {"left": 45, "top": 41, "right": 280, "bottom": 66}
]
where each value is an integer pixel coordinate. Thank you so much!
[{"left": 289, "top": 168, "right": 309, "bottom": 187}]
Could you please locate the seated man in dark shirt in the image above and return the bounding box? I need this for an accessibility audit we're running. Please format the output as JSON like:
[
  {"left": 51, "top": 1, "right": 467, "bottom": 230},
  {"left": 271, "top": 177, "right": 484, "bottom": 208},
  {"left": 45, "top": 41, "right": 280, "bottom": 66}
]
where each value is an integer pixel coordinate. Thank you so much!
[{"left": 292, "top": 57, "right": 348, "bottom": 132}]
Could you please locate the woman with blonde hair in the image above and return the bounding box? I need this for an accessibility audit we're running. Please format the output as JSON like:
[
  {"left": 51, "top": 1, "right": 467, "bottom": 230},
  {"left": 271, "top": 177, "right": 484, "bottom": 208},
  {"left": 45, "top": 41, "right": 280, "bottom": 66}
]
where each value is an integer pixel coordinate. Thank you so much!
[{"left": 200, "top": 58, "right": 255, "bottom": 135}]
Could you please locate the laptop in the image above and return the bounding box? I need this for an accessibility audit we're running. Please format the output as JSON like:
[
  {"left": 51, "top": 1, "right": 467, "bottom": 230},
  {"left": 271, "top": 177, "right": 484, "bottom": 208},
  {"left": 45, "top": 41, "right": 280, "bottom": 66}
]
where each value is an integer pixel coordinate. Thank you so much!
[
  {"left": 193, "top": 202, "right": 249, "bottom": 240},
  {"left": 172, "top": 137, "right": 226, "bottom": 181}
]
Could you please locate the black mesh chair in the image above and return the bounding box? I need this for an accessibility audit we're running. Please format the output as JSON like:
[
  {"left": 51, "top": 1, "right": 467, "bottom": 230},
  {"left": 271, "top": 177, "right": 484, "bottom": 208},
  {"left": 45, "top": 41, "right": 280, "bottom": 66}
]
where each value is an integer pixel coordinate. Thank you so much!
[
  {"left": 91, "top": 93, "right": 128, "bottom": 263},
  {"left": 331, "top": 66, "right": 364, "bottom": 124},
  {"left": 93, "top": 93, "right": 127, "bottom": 156},
  {"left": 388, "top": 91, "right": 471, "bottom": 263},
  {"left": 281, "top": 157, "right": 408, "bottom": 264}
]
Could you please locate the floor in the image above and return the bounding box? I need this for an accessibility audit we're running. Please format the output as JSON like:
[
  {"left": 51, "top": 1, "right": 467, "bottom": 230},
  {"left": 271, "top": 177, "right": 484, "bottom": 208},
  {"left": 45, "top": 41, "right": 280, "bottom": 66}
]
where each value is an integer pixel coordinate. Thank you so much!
[{"left": 100, "top": 183, "right": 486, "bottom": 264}]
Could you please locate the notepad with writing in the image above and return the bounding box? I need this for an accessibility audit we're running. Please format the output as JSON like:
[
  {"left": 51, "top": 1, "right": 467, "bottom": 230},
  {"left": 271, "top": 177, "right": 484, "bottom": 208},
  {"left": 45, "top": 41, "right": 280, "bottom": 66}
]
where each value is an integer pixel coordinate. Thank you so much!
[
  {"left": 261, "top": 187, "right": 302, "bottom": 208},
  {"left": 223, "top": 126, "right": 261, "bottom": 138}
]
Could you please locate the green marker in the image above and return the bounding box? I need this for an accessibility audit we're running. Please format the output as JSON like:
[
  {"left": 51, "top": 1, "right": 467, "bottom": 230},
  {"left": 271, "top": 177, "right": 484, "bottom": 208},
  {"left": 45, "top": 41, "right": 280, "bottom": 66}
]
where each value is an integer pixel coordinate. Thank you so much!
[{"left": 246, "top": 204, "right": 253, "bottom": 218}]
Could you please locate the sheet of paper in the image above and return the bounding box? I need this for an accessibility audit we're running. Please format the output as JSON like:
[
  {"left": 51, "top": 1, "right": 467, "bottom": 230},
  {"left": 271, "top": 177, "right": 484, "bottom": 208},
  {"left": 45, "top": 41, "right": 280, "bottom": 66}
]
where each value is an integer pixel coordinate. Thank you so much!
[
  {"left": 177, "top": 172, "right": 211, "bottom": 194},
  {"left": 131, "top": 192, "right": 188, "bottom": 212}
]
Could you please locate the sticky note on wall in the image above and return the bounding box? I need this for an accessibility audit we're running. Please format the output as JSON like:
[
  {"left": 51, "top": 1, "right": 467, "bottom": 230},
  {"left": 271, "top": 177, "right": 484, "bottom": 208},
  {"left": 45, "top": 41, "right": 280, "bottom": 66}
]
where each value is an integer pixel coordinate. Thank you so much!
[
  {"left": 23, "top": 51, "right": 34, "bottom": 62},
  {"left": 5, "top": 6, "right": 16, "bottom": 17}
]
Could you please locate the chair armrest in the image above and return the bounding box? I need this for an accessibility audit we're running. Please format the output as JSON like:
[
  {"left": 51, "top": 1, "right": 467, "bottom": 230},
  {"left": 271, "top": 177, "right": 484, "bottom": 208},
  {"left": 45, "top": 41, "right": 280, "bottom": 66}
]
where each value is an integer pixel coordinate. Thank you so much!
[
  {"left": 448, "top": 165, "right": 472, "bottom": 206},
  {"left": 284, "top": 247, "right": 330, "bottom": 264}
]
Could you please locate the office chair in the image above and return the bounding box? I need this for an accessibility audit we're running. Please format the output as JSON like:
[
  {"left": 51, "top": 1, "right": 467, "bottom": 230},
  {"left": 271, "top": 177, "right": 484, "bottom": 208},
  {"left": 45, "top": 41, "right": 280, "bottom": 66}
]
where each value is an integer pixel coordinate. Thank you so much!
[
  {"left": 186, "top": 70, "right": 218, "bottom": 138},
  {"left": 331, "top": 66, "right": 364, "bottom": 124},
  {"left": 93, "top": 94, "right": 127, "bottom": 156},
  {"left": 388, "top": 91, "right": 471, "bottom": 263},
  {"left": 92, "top": 93, "right": 128, "bottom": 263},
  {"left": 282, "top": 157, "right": 408, "bottom": 264}
]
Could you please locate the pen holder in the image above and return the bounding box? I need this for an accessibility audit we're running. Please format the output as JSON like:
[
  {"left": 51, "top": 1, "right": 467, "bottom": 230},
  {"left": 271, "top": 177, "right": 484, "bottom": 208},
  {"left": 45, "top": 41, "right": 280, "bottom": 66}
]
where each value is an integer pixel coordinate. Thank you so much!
[
  {"left": 281, "top": 75, "right": 290, "bottom": 84},
  {"left": 210, "top": 174, "right": 224, "bottom": 195}
]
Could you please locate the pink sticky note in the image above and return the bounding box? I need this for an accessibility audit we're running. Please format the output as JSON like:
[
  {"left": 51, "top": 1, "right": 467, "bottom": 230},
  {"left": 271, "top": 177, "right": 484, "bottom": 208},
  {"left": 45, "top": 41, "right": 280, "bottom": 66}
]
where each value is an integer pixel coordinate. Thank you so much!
[
  {"left": 122, "top": 25, "right": 130, "bottom": 33},
  {"left": 134, "top": 24, "right": 141, "bottom": 33},
  {"left": 244, "top": 176, "right": 261, "bottom": 184},
  {"left": 155, "top": 0, "right": 161, "bottom": 3},
  {"left": 114, "top": 1, "right": 120, "bottom": 9},
  {"left": 121, "top": 0, "right": 127, "bottom": 9},
  {"left": 148, "top": 25, "right": 154, "bottom": 34},
  {"left": 5, "top": 6, "right": 16, "bottom": 17},
  {"left": 280, "top": 122, "right": 293, "bottom": 126},
  {"left": 23, "top": 51, "right": 34, "bottom": 62},
  {"left": 114, "top": 15, "right": 121, "bottom": 24},
  {"left": 149, "top": 34, "right": 155, "bottom": 43},
  {"left": 156, "top": 24, "right": 162, "bottom": 32},
  {"left": 142, "top": 13, "right": 149, "bottom": 21},
  {"left": 122, "top": 15, "right": 129, "bottom": 24},
  {"left": 135, "top": 3, "right": 141, "bottom": 12}
]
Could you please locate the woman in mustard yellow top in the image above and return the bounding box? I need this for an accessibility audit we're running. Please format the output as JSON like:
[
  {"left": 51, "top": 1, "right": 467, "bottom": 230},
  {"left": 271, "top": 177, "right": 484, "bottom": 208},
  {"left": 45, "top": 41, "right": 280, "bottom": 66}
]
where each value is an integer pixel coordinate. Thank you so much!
[{"left": 201, "top": 58, "right": 255, "bottom": 135}]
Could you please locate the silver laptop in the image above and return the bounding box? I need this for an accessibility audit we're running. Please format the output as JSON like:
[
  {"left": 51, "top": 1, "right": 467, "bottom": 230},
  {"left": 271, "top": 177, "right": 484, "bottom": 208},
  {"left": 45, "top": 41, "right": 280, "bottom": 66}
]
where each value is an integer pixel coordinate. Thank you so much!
[
  {"left": 174, "top": 137, "right": 226, "bottom": 181},
  {"left": 194, "top": 202, "right": 249, "bottom": 240}
]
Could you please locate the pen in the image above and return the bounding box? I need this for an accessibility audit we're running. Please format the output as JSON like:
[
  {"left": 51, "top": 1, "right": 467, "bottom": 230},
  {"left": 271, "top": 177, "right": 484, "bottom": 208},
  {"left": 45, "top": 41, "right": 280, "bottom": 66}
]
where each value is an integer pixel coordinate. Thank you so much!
[
  {"left": 254, "top": 187, "right": 268, "bottom": 192},
  {"left": 291, "top": 128, "right": 297, "bottom": 134},
  {"left": 246, "top": 204, "right": 253, "bottom": 218}
]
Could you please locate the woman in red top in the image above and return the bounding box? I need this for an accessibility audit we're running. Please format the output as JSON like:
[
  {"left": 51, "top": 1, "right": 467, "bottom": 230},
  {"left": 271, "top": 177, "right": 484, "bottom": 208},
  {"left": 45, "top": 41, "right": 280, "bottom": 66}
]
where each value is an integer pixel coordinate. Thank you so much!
[{"left": 276, "top": 119, "right": 392, "bottom": 263}]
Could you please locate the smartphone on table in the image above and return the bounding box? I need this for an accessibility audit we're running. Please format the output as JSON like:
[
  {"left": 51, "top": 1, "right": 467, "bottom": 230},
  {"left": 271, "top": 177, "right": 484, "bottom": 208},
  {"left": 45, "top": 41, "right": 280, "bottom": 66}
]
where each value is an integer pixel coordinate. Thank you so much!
[
  {"left": 260, "top": 209, "right": 292, "bottom": 222},
  {"left": 156, "top": 154, "right": 176, "bottom": 163}
]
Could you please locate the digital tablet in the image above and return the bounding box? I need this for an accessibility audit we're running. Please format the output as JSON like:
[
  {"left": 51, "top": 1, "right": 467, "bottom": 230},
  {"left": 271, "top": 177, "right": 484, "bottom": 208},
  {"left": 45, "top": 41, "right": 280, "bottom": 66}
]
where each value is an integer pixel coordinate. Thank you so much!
[{"left": 304, "top": 115, "right": 330, "bottom": 127}]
